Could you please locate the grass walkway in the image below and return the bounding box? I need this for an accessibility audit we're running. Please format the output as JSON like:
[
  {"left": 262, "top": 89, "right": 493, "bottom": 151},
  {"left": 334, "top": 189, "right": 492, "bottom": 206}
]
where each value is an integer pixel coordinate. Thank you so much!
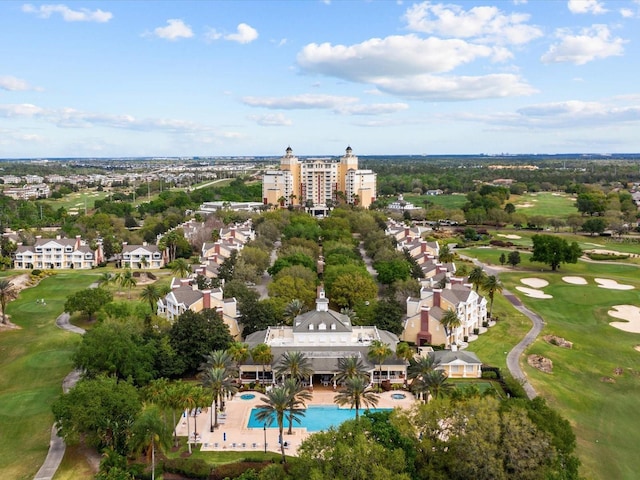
[{"left": 0, "top": 272, "right": 98, "bottom": 480}]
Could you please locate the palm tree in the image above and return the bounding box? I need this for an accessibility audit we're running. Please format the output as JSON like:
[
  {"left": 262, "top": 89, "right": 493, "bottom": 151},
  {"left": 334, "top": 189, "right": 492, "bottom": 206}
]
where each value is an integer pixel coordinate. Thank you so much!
[
  {"left": 128, "top": 405, "right": 171, "bottom": 480},
  {"left": 396, "top": 343, "right": 415, "bottom": 364},
  {"left": 438, "top": 244, "right": 455, "bottom": 263},
  {"left": 119, "top": 268, "right": 137, "bottom": 299},
  {"left": 97, "top": 272, "right": 114, "bottom": 288},
  {"left": 200, "top": 367, "right": 238, "bottom": 431},
  {"left": 407, "top": 355, "right": 438, "bottom": 403},
  {"left": 275, "top": 351, "right": 313, "bottom": 383},
  {"left": 176, "top": 383, "right": 197, "bottom": 454},
  {"left": 482, "top": 274, "right": 503, "bottom": 319},
  {"left": 467, "top": 266, "right": 487, "bottom": 293},
  {"left": 367, "top": 340, "right": 392, "bottom": 386},
  {"left": 255, "top": 386, "right": 301, "bottom": 463},
  {"left": 334, "top": 376, "right": 379, "bottom": 420},
  {"left": 422, "top": 370, "right": 453, "bottom": 400},
  {"left": 170, "top": 258, "right": 191, "bottom": 279},
  {"left": 282, "top": 378, "right": 312, "bottom": 435},
  {"left": 251, "top": 343, "right": 273, "bottom": 387},
  {"left": 440, "top": 308, "right": 462, "bottom": 349},
  {"left": 165, "top": 381, "right": 187, "bottom": 447},
  {"left": 200, "top": 349, "right": 235, "bottom": 374},
  {"left": 0, "top": 279, "right": 16, "bottom": 324},
  {"left": 335, "top": 356, "right": 369, "bottom": 385},
  {"left": 140, "top": 284, "right": 161, "bottom": 313},
  {"left": 283, "top": 299, "right": 306, "bottom": 325},
  {"left": 227, "top": 342, "right": 250, "bottom": 372}
]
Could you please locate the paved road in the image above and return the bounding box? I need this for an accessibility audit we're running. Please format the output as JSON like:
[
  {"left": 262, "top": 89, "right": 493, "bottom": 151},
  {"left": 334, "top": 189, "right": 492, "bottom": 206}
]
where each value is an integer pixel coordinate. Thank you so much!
[
  {"left": 460, "top": 255, "right": 541, "bottom": 399},
  {"left": 33, "top": 313, "right": 85, "bottom": 480}
]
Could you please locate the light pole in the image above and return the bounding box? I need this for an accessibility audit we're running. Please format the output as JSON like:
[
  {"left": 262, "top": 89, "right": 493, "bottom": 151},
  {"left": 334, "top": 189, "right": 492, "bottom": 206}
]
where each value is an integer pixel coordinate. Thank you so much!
[
  {"left": 263, "top": 424, "right": 267, "bottom": 453},
  {"left": 210, "top": 402, "right": 214, "bottom": 432}
]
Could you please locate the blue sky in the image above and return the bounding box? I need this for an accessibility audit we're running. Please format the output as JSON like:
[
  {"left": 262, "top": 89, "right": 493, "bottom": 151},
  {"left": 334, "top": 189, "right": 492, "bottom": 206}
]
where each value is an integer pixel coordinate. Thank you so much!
[{"left": 1, "top": 0, "right": 640, "bottom": 157}]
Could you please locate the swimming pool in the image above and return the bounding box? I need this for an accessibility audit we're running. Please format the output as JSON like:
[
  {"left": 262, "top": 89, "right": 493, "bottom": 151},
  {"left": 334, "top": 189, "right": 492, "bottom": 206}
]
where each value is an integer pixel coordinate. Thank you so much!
[{"left": 247, "top": 405, "right": 391, "bottom": 432}]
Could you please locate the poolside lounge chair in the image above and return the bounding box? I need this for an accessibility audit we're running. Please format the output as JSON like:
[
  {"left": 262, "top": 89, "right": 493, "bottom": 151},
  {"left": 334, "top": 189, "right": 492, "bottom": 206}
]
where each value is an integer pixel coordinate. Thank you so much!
[
  {"left": 231, "top": 442, "right": 237, "bottom": 448},
  {"left": 252, "top": 442, "right": 258, "bottom": 449},
  {"left": 214, "top": 442, "right": 220, "bottom": 449},
  {"left": 241, "top": 442, "right": 247, "bottom": 448}
]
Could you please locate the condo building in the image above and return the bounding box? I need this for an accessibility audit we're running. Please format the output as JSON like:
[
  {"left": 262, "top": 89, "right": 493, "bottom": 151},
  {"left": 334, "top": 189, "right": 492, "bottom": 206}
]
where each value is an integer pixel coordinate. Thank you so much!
[{"left": 262, "top": 146, "right": 376, "bottom": 211}]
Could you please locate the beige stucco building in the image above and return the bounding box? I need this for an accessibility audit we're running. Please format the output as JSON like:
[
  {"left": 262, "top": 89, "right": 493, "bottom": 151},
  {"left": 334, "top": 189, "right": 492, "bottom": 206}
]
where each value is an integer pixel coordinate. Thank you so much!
[{"left": 262, "top": 146, "right": 376, "bottom": 210}]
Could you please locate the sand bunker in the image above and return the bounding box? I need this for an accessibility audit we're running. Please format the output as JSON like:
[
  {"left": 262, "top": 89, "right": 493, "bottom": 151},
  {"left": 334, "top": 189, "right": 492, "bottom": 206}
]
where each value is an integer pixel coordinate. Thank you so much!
[
  {"left": 519, "top": 203, "right": 535, "bottom": 208},
  {"left": 497, "top": 234, "right": 522, "bottom": 239},
  {"left": 595, "top": 279, "right": 634, "bottom": 290},
  {"left": 608, "top": 305, "right": 640, "bottom": 333},
  {"left": 515, "top": 286, "right": 553, "bottom": 299},
  {"left": 562, "top": 276, "right": 588, "bottom": 285},
  {"left": 521, "top": 278, "right": 549, "bottom": 288}
]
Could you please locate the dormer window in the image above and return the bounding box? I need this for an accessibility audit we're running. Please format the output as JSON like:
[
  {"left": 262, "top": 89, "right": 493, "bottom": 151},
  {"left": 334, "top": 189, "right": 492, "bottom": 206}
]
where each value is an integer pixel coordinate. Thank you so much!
[
  {"left": 331, "top": 323, "right": 336, "bottom": 330},
  {"left": 318, "top": 322, "right": 326, "bottom": 331},
  {"left": 308, "top": 324, "right": 314, "bottom": 331}
]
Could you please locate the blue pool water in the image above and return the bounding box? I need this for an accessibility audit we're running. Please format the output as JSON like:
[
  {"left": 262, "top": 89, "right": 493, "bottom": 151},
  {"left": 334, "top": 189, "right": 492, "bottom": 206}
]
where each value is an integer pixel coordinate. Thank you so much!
[
  {"left": 240, "top": 394, "right": 256, "bottom": 400},
  {"left": 247, "top": 405, "right": 391, "bottom": 432}
]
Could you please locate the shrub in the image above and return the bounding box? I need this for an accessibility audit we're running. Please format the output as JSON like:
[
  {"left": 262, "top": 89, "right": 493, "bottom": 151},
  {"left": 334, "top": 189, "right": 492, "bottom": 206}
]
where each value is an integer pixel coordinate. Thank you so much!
[
  {"left": 482, "top": 321, "right": 488, "bottom": 328},
  {"left": 482, "top": 371, "right": 498, "bottom": 380},
  {"left": 162, "top": 457, "right": 211, "bottom": 479},
  {"left": 463, "top": 336, "right": 469, "bottom": 343},
  {"left": 211, "top": 462, "right": 271, "bottom": 480},
  {"left": 31, "top": 269, "right": 42, "bottom": 276},
  {"left": 473, "top": 328, "right": 479, "bottom": 335},
  {"left": 587, "top": 253, "right": 630, "bottom": 261}
]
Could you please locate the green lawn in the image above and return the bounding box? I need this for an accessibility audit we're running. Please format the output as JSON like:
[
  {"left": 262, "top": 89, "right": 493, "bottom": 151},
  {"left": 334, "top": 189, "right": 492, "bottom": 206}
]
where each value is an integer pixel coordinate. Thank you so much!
[
  {"left": 41, "top": 189, "right": 110, "bottom": 212},
  {"left": 510, "top": 191, "right": 579, "bottom": 218},
  {"left": 496, "top": 262, "right": 640, "bottom": 480},
  {"left": 402, "top": 193, "right": 467, "bottom": 210},
  {"left": 0, "top": 272, "right": 98, "bottom": 480}
]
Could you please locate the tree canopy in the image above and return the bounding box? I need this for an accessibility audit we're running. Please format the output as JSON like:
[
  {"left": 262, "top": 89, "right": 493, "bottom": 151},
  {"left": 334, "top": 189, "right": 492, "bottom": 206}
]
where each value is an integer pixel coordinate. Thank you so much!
[{"left": 530, "top": 234, "right": 581, "bottom": 271}]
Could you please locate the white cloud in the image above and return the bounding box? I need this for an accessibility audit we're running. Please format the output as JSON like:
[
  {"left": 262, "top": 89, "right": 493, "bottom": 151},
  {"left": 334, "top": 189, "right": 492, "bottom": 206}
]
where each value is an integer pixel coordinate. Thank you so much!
[
  {"left": 224, "top": 23, "right": 258, "bottom": 44},
  {"left": 334, "top": 103, "right": 410, "bottom": 115},
  {"left": 242, "top": 94, "right": 359, "bottom": 110},
  {"left": 374, "top": 73, "right": 536, "bottom": 101},
  {"left": 620, "top": 8, "right": 634, "bottom": 17},
  {"left": 204, "top": 28, "right": 222, "bottom": 42},
  {"left": 541, "top": 25, "right": 625, "bottom": 65},
  {"left": 0, "top": 75, "right": 38, "bottom": 91},
  {"left": 242, "top": 94, "right": 409, "bottom": 115},
  {"left": 298, "top": 34, "right": 503, "bottom": 81},
  {"left": 567, "top": 0, "right": 607, "bottom": 14},
  {"left": 456, "top": 97, "right": 640, "bottom": 129},
  {"left": 516, "top": 99, "right": 640, "bottom": 126},
  {"left": 0, "top": 103, "right": 46, "bottom": 117},
  {"left": 22, "top": 3, "right": 112, "bottom": 22},
  {"left": 403, "top": 2, "right": 542, "bottom": 45},
  {"left": 247, "top": 113, "right": 293, "bottom": 126},
  {"left": 151, "top": 19, "right": 194, "bottom": 41}
]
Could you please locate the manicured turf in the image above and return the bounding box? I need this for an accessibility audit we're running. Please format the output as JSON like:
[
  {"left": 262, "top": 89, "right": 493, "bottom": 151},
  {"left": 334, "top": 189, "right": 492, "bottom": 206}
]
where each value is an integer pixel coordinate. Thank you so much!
[
  {"left": 402, "top": 193, "right": 467, "bottom": 210},
  {"left": 0, "top": 272, "right": 98, "bottom": 480},
  {"left": 498, "top": 262, "right": 640, "bottom": 480},
  {"left": 510, "top": 191, "right": 579, "bottom": 217}
]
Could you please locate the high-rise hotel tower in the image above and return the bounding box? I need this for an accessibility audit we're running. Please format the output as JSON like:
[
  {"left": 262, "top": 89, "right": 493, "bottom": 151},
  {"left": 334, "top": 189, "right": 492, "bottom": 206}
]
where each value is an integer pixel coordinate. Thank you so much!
[{"left": 262, "top": 146, "right": 376, "bottom": 210}]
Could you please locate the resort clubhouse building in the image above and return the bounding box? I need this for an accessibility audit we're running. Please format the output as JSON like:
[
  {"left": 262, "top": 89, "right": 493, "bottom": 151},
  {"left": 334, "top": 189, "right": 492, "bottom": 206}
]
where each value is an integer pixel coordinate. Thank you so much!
[{"left": 241, "top": 290, "right": 407, "bottom": 388}]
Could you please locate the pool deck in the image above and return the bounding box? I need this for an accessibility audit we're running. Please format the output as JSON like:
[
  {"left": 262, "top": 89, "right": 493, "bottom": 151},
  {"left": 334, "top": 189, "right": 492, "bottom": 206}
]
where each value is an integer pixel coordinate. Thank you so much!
[{"left": 174, "top": 388, "right": 418, "bottom": 456}]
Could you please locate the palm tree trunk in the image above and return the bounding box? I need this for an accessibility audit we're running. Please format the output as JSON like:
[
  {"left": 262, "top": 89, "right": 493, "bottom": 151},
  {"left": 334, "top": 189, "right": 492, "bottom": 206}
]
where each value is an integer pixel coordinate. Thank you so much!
[
  {"left": 151, "top": 439, "right": 155, "bottom": 480},
  {"left": 186, "top": 409, "right": 192, "bottom": 454},
  {"left": 279, "top": 421, "right": 286, "bottom": 463}
]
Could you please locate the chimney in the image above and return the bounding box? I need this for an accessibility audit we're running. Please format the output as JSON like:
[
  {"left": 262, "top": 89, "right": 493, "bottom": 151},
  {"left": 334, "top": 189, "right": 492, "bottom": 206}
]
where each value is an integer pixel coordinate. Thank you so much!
[
  {"left": 215, "top": 244, "right": 220, "bottom": 254},
  {"left": 180, "top": 279, "right": 190, "bottom": 287},
  {"left": 56, "top": 234, "right": 61, "bottom": 240},
  {"left": 433, "top": 288, "right": 442, "bottom": 307},
  {"left": 404, "top": 227, "right": 410, "bottom": 238},
  {"left": 202, "top": 290, "right": 211, "bottom": 309},
  {"left": 421, "top": 241, "right": 427, "bottom": 253},
  {"left": 420, "top": 306, "right": 430, "bottom": 332}
]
